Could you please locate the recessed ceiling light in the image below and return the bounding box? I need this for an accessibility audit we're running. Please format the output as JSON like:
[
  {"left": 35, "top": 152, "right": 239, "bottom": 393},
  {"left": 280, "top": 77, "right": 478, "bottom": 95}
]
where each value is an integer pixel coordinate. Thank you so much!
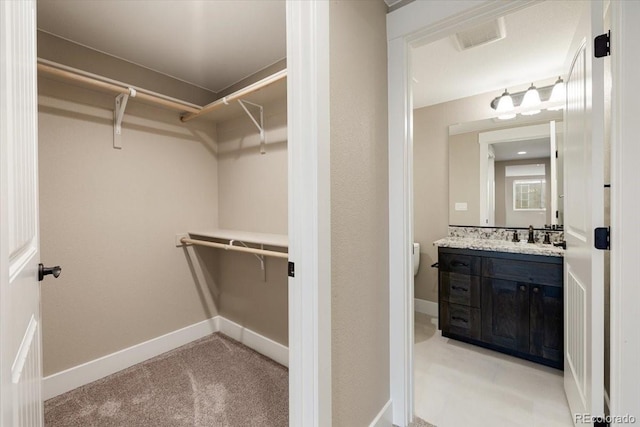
[{"left": 518, "top": 151, "right": 527, "bottom": 155}]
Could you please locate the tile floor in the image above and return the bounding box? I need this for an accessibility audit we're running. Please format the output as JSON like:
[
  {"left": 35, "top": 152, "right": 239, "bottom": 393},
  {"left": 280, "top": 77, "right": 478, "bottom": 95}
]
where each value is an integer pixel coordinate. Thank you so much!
[{"left": 414, "top": 313, "right": 574, "bottom": 427}]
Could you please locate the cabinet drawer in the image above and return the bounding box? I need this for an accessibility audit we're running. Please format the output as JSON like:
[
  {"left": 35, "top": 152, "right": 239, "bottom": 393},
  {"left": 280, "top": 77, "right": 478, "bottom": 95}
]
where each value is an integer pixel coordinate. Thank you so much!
[
  {"left": 482, "top": 257, "right": 562, "bottom": 287},
  {"left": 440, "top": 272, "right": 481, "bottom": 308},
  {"left": 439, "top": 252, "right": 481, "bottom": 275},
  {"left": 440, "top": 302, "right": 480, "bottom": 340}
]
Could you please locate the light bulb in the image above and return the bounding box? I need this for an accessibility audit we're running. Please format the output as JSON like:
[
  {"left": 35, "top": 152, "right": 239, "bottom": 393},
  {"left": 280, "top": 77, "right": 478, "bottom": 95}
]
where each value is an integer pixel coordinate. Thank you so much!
[
  {"left": 521, "top": 83, "right": 541, "bottom": 115},
  {"left": 548, "top": 76, "right": 565, "bottom": 111},
  {"left": 496, "top": 89, "right": 515, "bottom": 120}
]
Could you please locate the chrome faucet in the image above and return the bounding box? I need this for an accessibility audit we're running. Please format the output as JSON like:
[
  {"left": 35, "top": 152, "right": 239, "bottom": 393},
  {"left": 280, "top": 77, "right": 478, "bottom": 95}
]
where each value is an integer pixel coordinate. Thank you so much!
[{"left": 527, "top": 225, "right": 535, "bottom": 243}]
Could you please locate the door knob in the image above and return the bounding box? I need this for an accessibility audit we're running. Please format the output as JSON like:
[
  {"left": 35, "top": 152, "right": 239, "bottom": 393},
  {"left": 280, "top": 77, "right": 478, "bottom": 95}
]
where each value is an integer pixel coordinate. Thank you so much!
[{"left": 38, "top": 263, "right": 61, "bottom": 281}]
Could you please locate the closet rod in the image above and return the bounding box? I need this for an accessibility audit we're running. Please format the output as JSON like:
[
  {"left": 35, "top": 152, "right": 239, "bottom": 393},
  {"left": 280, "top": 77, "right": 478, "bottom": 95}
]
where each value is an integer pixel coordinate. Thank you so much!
[
  {"left": 180, "top": 69, "right": 287, "bottom": 123},
  {"left": 180, "top": 237, "right": 288, "bottom": 259},
  {"left": 37, "top": 58, "right": 202, "bottom": 114}
]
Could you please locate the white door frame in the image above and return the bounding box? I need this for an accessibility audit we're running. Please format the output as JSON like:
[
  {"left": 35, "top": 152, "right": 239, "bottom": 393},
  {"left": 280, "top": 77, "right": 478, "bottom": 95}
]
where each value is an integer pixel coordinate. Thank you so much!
[
  {"left": 609, "top": 0, "right": 640, "bottom": 422},
  {"left": 387, "top": 1, "right": 555, "bottom": 425},
  {"left": 286, "top": 2, "right": 331, "bottom": 426}
]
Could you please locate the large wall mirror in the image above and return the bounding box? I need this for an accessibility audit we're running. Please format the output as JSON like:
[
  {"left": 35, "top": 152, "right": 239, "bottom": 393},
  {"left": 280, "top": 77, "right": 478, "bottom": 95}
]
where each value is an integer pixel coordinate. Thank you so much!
[{"left": 449, "top": 113, "right": 564, "bottom": 229}]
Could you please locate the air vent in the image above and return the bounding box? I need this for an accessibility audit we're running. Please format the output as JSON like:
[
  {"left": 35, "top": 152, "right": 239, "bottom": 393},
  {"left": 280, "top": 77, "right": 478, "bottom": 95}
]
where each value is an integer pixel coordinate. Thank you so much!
[{"left": 453, "top": 17, "right": 506, "bottom": 51}]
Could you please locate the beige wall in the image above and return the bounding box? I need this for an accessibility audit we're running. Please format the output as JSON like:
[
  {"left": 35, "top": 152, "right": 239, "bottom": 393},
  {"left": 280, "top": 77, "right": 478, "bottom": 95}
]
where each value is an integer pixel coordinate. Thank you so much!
[
  {"left": 39, "top": 77, "right": 219, "bottom": 376},
  {"left": 38, "top": 37, "right": 290, "bottom": 375},
  {"left": 329, "top": 1, "right": 390, "bottom": 425},
  {"left": 38, "top": 32, "right": 217, "bottom": 106},
  {"left": 413, "top": 92, "right": 496, "bottom": 302},
  {"left": 213, "top": 95, "right": 289, "bottom": 346},
  {"left": 448, "top": 132, "right": 480, "bottom": 225}
]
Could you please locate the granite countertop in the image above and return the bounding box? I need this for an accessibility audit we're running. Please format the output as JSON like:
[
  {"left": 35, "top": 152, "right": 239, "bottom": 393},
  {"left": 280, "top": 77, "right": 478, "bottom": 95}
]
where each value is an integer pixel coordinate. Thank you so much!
[{"left": 434, "top": 236, "right": 564, "bottom": 257}]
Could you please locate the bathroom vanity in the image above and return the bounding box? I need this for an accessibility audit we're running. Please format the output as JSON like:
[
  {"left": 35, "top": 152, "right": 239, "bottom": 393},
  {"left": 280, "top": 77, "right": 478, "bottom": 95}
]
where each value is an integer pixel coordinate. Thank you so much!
[{"left": 435, "top": 239, "right": 563, "bottom": 369}]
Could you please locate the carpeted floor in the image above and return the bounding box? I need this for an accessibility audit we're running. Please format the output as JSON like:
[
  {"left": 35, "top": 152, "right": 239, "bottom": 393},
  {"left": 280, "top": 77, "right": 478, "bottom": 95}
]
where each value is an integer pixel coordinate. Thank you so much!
[
  {"left": 407, "top": 416, "right": 437, "bottom": 427},
  {"left": 44, "top": 333, "right": 288, "bottom": 426}
]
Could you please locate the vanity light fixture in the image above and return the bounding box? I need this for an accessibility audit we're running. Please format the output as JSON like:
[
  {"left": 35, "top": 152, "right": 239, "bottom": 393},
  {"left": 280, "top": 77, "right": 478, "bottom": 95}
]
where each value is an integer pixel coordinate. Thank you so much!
[
  {"left": 496, "top": 89, "right": 516, "bottom": 120},
  {"left": 490, "top": 77, "right": 566, "bottom": 119}
]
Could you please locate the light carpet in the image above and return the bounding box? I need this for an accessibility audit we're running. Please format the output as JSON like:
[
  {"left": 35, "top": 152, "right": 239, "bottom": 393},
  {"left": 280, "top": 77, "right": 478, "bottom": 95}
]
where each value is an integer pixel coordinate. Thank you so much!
[{"left": 44, "top": 333, "right": 288, "bottom": 426}]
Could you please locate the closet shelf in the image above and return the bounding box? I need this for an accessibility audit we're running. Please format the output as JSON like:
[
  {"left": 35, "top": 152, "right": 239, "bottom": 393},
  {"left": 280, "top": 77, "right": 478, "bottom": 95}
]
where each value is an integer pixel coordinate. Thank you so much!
[
  {"left": 182, "top": 229, "right": 288, "bottom": 261},
  {"left": 38, "top": 58, "right": 287, "bottom": 123},
  {"left": 188, "top": 229, "right": 288, "bottom": 248}
]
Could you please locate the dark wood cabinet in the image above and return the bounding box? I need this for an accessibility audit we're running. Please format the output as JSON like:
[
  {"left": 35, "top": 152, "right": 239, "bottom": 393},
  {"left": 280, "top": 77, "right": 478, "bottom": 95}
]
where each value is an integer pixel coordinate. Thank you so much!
[{"left": 438, "top": 247, "right": 563, "bottom": 369}]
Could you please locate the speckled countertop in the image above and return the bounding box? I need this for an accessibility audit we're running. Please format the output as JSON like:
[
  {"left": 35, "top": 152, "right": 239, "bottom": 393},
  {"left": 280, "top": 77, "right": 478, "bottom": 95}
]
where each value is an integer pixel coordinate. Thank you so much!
[{"left": 434, "top": 236, "right": 564, "bottom": 257}]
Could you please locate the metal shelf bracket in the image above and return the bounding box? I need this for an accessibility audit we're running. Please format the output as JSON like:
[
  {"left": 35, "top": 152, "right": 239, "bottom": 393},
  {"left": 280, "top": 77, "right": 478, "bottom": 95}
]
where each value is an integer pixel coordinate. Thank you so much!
[
  {"left": 237, "top": 99, "right": 265, "bottom": 154},
  {"left": 113, "top": 88, "right": 137, "bottom": 149}
]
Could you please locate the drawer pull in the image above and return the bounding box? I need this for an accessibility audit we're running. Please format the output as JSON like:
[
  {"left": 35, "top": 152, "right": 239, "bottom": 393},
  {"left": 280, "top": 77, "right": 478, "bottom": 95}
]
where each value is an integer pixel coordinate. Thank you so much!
[
  {"left": 451, "top": 316, "right": 468, "bottom": 323},
  {"left": 533, "top": 287, "right": 540, "bottom": 293},
  {"left": 451, "top": 285, "right": 468, "bottom": 292},
  {"left": 520, "top": 285, "right": 527, "bottom": 292},
  {"left": 451, "top": 261, "right": 469, "bottom": 267}
]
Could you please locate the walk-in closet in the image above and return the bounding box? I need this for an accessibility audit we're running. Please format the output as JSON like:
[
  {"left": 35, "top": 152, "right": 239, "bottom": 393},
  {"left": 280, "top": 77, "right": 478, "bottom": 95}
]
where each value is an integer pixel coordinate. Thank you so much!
[{"left": 35, "top": 1, "right": 289, "bottom": 425}]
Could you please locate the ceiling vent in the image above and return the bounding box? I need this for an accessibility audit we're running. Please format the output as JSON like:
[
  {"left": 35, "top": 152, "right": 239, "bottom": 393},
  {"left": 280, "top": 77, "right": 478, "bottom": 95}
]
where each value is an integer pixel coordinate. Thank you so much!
[{"left": 453, "top": 17, "right": 506, "bottom": 51}]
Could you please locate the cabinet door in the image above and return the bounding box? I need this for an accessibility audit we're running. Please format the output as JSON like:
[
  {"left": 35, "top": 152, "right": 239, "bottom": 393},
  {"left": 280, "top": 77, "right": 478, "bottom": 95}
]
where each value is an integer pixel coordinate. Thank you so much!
[
  {"left": 530, "top": 285, "right": 563, "bottom": 366},
  {"left": 481, "top": 278, "right": 529, "bottom": 353}
]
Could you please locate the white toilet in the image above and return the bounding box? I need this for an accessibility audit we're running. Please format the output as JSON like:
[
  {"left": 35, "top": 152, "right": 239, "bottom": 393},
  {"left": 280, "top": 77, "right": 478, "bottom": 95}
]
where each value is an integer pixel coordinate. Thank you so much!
[{"left": 413, "top": 242, "right": 420, "bottom": 276}]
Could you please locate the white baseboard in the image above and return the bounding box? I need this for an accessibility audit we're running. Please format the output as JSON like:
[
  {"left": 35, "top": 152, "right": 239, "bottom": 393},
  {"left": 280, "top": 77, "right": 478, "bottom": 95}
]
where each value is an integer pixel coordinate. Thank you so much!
[
  {"left": 414, "top": 298, "right": 438, "bottom": 317},
  {"left": 369, "top": 400, "right": 393, "bottom": 427},
  {"left": 43, "top": 316, "right": 288, "bottom": 400},
  {"left": 217, "top": 316, "right": 289, "bottom": 367}
]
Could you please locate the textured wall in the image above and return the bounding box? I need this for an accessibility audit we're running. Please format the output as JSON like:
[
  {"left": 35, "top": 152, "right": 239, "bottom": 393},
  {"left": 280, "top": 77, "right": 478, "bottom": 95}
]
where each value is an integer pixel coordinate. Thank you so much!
[
  {"left": 448, "top": 132, "right": 481, "bottom": 226},
  {"left": 38, "top": 32, "right": 217, "bottom": 106},
  {"left": 214, "top": 95, "right": 289, "bottom": 345},
  {"left": 413, "top": 92, "right": 495, "bottom": 302},
  {"left": 329, "top": 1, "right": 390, "bottom": 425},
  {"left": 39, "top": 77, "right": 219, "bottom": 376}
]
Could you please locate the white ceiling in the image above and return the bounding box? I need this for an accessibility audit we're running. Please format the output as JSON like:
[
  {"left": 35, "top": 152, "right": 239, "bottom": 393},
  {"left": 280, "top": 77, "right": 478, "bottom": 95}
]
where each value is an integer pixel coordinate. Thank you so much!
[
  {"left": 411, "top": 0, "right": 583, "bottom": 108},
  {"left": 492, "top": 137, "right": 551, "bottom": 162},
  {"left": 37, "top": 0, "right": 286, "bottom": 94}
]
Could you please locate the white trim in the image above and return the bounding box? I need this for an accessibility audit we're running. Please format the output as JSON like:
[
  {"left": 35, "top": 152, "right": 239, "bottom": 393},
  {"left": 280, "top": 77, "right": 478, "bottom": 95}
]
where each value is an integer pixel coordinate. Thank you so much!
[
  {"left": 387, "top": 2, "right": 539, "bottom": 425},
  {"left": 369, "top": 400, "right": 393, "bottom": 427},
  {"left": 286, "top": 2, "right": 332, "bottom": 426},
  {"left": 414, "top": 298, "right": 438, "bottom": 317},
  {"left": 217, "top": 317, "right": 288, "bottom": 367},
  {"left": 42, "top": 316, "right": 289, "bottom": 401},
  {"left": 609, "top": 1, "right": 640, "bottom": 423}
]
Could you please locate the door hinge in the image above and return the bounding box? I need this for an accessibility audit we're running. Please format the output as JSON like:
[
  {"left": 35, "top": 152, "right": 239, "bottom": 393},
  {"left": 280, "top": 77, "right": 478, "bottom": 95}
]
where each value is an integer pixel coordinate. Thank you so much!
[
  {"left": 288, "top": 261, "right": 295, "bottom": 278},
  {"left": 594, "top": 227, "right": 610, "bottom": 250},
  {"left": 595, "top": 30, "right": 610, "bottom": 58}
]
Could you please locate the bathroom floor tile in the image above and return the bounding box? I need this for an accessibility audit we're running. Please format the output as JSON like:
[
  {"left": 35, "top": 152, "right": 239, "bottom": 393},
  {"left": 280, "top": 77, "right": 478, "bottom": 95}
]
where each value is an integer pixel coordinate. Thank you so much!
[{"left": 414, "top": 313, "right": 574, "bottom": 427}]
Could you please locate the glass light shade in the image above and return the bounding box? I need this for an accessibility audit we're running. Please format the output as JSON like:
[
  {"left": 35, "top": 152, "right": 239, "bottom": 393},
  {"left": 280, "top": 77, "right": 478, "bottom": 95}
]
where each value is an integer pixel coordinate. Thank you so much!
[
  {"left": 548, "top": 77, "right": 565, "bottom": 111},
  {"left": 496, "top": 90, "right": 516, "bottom": 120},
  {"left": 521, "top": 84, "right": 541, "bottom": 115}
]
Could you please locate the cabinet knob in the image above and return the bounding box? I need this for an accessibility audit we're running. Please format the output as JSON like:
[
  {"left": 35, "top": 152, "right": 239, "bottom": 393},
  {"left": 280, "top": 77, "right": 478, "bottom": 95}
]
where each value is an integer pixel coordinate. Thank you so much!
[
  {"left": 520, "top": 285, "right": 526, "bottom": 292},
  {"left": 533, "top": 287, "right": 540, "bottom": 293}
]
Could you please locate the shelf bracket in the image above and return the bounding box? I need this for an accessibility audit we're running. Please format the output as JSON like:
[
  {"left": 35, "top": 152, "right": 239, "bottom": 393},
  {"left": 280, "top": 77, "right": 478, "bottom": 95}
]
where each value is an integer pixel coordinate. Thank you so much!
[
  {"left": 229, "top": 239, "right": 267, "bottom": 281},
  {"left": 237, "top": 99, "right": 265, "bottom": 154},
  {"left": 113, "top": 88, "right": 137, "bottom": 149}
]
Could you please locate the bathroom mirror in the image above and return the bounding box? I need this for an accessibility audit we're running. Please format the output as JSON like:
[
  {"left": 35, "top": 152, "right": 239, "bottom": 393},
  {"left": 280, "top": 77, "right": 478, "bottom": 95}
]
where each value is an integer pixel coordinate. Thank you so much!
[{"left": 448, "top": 113, "right": 564, "bottom": 228}]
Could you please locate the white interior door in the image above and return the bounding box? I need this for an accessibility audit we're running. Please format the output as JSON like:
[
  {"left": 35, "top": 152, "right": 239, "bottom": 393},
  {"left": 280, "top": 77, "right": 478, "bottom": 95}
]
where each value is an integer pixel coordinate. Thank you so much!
[
  {"left": 563, "top": 1, "right": 605, "bottom": 423},
  {"left": 0, "top": 0, "right": 44, "bottom": 426}
]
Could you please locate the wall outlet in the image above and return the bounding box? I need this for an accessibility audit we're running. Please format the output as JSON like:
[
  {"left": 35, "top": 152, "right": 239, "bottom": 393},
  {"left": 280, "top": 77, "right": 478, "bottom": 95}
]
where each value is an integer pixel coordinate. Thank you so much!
[
  {"left": 175, "top": 233, "right": 189, "bottom": 247},
  {"left": 455, "top": 202, "right": 468, "bottom": 211}
]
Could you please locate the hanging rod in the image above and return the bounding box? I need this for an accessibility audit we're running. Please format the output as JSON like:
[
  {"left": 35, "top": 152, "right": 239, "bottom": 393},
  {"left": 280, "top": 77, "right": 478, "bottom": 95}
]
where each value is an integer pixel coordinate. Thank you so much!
[
  {"left": 37, "top": 58, "right": 202, "bottom": 114},
  {"left": 180, "top": 237, "right": 288, "bottom": 259},
  {"left": 180, "top": 69, "right": 287, "bottom": 123}
]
